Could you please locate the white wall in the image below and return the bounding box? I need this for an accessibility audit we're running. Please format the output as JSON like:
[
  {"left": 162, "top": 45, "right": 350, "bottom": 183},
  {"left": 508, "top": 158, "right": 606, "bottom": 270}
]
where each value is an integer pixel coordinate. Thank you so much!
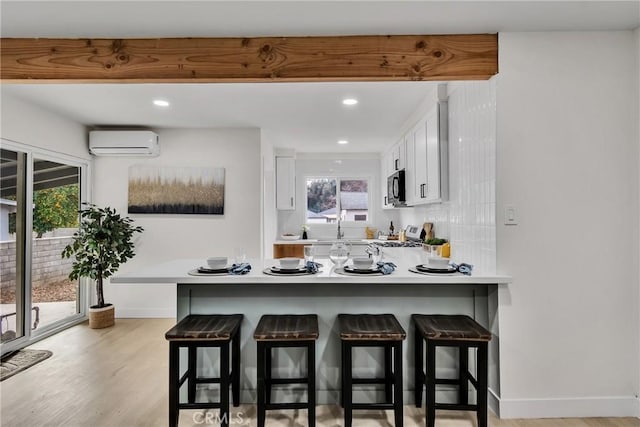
[
  {"left": 96, "top": 128, "right": 261, "bottom": 317},
  {"left": 399, "top": 81, "right": 497, "bottom": 275},
  {"left": 276, "top": 153, "right": 398, "bottom": 242},
  {"left": 0, "top": 91, "right": 88, "bottom": 159},
  {"left": 496, "top": 31, "right": 640, "bottom": 417}
]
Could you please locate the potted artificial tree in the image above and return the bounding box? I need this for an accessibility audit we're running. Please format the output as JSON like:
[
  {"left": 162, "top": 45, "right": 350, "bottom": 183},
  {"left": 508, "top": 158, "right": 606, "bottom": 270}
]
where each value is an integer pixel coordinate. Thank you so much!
[{"left": 62, "top": 204, "right": 143, "bottom": 329}]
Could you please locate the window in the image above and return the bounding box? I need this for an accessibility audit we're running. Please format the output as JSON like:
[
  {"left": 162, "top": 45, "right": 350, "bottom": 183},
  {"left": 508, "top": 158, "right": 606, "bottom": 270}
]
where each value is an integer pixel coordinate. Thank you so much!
[{"left": 306, "top": 178, "right": 369, "bottom": 224}]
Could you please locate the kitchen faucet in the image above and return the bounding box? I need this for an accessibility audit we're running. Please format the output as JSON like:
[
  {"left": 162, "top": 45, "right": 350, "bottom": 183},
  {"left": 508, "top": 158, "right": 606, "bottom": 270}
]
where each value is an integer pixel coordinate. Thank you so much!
[{"left": 337, "top": 219, "right": 344, "bottom": 239}]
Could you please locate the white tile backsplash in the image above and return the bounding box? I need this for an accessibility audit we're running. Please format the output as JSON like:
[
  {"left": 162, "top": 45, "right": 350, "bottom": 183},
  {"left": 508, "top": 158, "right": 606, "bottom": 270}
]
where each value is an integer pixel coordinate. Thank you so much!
[{"left": 399, "top": 80, "right": 497, "bottom": 274}]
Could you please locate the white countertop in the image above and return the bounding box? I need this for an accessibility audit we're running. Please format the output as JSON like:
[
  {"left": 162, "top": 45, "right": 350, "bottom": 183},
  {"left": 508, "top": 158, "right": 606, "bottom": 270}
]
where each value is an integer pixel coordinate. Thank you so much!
[{"left": 111, "top": 251, "right": 511, "bottom": 285}]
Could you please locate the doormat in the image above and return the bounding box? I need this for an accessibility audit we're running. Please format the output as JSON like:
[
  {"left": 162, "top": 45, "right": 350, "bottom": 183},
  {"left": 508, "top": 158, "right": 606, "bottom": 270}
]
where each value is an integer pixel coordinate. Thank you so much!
[{"left": 0, "top": 349, "right": 52, "bottom": 381}]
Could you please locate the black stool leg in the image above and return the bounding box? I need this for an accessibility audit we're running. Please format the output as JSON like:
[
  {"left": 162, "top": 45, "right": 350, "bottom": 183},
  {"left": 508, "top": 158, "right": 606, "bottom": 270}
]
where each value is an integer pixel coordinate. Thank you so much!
[
  {"left": 307, "top": 341, "right": 316, "bottom": 427},
  {"left": 426, "top": 340, "right": 436, "bottom": 427},
  {"left": 220, "top": 342, "right": 230, "bottom": 427},
  {"left": 168, "top": 342, "right": 179, "bottom": 427},
  {"left": 342, "top": 341, "right": 353, "bottom": 427},
  {"left": 384, "top": 344, "right": 393, "bottom": 404},
  {"left": 257, "top": 341, "right": 266, "bottom": 427},
  {"left": 477, "top": 342, "right": 489, "bottom": 427},
  {"left": 188, "top": 345, "right": 197, "bottom": 403},
  {"left": 265, "top": 343, "right": 272, "bottom": 404},
  {"left": 232, "top": 328, "right": 241, "bottom": 407},
  {"left": 459, "top": 344, "right": 469, "bottom": 406},
  {"left": 414, "top": 329, "right": 424, "bottom": 408},
  {"left": 393, "top": 341, "right": 404, "bottom": 427}
]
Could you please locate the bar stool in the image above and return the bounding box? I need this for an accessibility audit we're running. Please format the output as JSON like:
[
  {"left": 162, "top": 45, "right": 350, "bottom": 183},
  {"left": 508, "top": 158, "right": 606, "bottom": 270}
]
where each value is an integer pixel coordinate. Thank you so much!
[
  {"left": 165, "top": 314, "right": 243, "bottom": 427},
  {"left": 338, "top": 313, "right": 406, "bottom": 427},
  {"left": 413, "top": 314, "right": 491, "bottom": 427},
  {"left": 254, "top": 314, "right": 319, "bottom": 427}
]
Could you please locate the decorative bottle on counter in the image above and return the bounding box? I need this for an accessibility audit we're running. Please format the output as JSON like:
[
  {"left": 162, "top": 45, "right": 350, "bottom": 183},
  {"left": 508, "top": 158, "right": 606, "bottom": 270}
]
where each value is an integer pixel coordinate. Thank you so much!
[
  {"left": 389, "top": 221, "right": 395, "bottom": 236},
  {"left": 302, "top": 230, "right": 308, "bottom": 240}
]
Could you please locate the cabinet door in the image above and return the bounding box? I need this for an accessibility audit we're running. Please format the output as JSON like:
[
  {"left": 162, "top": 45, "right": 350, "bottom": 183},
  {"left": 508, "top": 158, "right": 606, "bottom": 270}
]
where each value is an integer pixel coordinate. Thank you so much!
[
  {"left": 404, "top": 130, "right": 416, "bottom": 205},
  {"left": 413, "top": 118, "right": 428, "bottom": 202},
  {"left": 425, "top": 107, "right": 441, "bottom": 202},
  {"left": 276, "top": 157, "right": 295, "bottom": 210},
  {"left": 381, "top": 151, "right": 393, "bottom": 209}
]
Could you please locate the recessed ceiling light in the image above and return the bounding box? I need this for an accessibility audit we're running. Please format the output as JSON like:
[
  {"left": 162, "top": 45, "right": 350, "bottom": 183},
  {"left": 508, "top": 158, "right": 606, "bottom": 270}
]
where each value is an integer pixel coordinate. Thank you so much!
[
  {"left": 342, "top": 98, "right": 358, "bottom": 106},
  {"left": 153, "top": 99, "right": 170, "bottom": 107},
  {"left": 337, "top": 140, "right": 349, "bottom": 145}
]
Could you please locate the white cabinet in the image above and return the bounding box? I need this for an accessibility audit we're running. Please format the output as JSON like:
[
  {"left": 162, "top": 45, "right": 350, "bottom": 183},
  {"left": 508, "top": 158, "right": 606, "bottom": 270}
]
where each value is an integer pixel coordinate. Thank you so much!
[
  {"left": 403, "top": 100, "right": 449, "bottom": 206},
  {"left": 391, "top": 138, "right": 406, "bottom": 172},
  {"left": 276, "top": 156, "right": 296, "bottom": 210},
  {"left": 381, "top": 150, "right": 394, "bottom": 209},
  {"left": 404, "top": 130, "right": 416, "bottom": 204}
]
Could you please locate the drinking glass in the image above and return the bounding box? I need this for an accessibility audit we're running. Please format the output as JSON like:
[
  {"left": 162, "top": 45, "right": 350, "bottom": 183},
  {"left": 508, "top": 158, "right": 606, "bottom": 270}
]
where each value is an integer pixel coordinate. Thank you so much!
[
  {"left": 304, "top": 246, "right": 315, "bottom": 263},
  {"left": 233, "top": 247, "right": 246, "bottom": 264}
]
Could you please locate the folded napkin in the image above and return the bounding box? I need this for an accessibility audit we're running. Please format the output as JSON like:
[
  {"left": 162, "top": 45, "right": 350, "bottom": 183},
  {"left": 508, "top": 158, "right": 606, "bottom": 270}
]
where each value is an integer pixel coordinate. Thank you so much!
[
  {"left": 305, "top": 261, "right": 322, "bottom": 274},
  {"left": 450, "top": 262, "right": 473, "bottom": 276},
  {"left": 229, "top": 263, "right": 252, "bottom": 275},
  {"left": 376, "top": 261, "right": 397, "bottom": 275}
]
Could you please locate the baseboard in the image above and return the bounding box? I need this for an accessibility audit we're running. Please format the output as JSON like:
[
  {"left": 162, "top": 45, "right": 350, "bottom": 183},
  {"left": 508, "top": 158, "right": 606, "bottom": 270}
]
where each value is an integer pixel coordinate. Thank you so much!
[
  {"left": 115, "top": 307, "right": 175, "bottom": 318},
  {"left": 497, "top": 395, "right": 640, "bottom": 418}
]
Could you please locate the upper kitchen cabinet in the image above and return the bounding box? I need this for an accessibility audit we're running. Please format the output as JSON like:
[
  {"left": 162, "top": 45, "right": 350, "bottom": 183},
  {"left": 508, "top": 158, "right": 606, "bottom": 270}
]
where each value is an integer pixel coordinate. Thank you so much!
[
  {"left": 391, "top": 138, "right": 406, "bottom": 172},
  {"left": 276, "top": 156, "right": 296, "bottom": 210},
  {"left": 395, "top": 84, "right": 449, "bottom": 206},
  {"left": 409, "top": 102, "right": 449, "bottom": 205}
]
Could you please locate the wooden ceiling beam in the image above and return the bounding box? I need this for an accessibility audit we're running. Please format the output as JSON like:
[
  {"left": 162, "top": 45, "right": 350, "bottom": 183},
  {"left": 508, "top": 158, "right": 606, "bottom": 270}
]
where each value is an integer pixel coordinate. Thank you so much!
[{"left": 1, "top": 35, "right": 497, "bottom": 83}]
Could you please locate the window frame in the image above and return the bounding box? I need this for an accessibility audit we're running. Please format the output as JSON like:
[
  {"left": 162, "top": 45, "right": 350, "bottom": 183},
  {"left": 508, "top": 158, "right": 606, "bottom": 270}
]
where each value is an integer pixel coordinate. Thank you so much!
[{"left": 304, "top": 175, "right": 373, "bottom": 228}]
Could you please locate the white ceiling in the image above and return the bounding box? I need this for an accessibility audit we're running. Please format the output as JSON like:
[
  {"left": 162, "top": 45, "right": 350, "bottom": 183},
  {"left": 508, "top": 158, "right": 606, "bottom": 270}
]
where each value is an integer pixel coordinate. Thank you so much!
[{"left": 1, "top": 1, "right": 638, "bottom": 153}]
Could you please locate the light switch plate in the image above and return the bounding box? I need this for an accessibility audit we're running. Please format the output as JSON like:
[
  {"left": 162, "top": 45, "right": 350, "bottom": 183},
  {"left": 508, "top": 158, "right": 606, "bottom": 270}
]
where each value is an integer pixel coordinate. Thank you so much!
[{"left": 504, "top": 205, "right": 518, "bottom": 225}]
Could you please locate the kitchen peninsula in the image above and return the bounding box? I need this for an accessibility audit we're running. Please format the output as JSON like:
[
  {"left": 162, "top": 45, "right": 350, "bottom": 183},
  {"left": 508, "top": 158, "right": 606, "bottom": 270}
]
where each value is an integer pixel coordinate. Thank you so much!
[{"left": 112, "top": 250, "right": 510, "bottom": 408}]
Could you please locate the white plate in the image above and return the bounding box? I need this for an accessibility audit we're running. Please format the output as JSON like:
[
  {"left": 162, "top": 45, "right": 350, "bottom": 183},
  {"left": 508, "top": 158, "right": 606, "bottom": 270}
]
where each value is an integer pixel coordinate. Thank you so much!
[{"left": 281, "top": 234, "right": 300, "bottom": 241}]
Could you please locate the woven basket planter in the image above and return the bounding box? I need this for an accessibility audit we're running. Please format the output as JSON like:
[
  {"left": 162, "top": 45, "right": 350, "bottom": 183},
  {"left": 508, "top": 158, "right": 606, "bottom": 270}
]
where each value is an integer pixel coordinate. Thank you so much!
[{"left": 89, "top": 304, "right": 115, "bottom": 329}]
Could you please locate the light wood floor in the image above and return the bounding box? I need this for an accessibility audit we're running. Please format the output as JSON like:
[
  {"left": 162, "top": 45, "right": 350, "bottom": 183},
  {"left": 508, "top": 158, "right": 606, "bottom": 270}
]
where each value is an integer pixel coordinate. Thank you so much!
[{"left": 1, "top": 319, "right": 638, "bottom": 427}]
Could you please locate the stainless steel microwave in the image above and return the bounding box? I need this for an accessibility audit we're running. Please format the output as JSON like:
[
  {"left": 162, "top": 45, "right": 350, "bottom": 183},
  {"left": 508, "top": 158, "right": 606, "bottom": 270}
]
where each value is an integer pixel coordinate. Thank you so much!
[{"left": 387, "top": 169, "right": 406, "bottom": 206}]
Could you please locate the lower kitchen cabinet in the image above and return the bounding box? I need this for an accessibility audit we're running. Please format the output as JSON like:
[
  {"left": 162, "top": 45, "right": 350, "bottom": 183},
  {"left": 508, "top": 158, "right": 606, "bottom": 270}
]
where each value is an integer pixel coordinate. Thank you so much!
[{"left": 273, "top": 244, "right": 305, "bottom": 259}]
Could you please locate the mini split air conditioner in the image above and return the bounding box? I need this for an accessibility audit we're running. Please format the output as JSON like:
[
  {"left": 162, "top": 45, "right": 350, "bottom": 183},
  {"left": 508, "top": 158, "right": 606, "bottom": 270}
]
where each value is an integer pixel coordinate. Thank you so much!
[{"left": 89, "top": 130, "right": 160, "bottom": 157}]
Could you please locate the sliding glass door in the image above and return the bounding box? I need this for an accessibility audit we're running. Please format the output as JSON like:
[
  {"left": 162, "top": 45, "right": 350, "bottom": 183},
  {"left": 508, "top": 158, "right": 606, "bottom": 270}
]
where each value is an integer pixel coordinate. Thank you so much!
[
  {"left": 1, "top": 141, "right": 89, "bottom": 355},
  {"left": 0, "top": 148, "right": 27, "bottom": 345}
]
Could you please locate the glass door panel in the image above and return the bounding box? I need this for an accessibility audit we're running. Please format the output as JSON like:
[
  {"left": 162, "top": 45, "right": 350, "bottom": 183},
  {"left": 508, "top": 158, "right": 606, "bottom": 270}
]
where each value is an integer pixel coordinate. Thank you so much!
[
  {"left": 0, "top": 149, "right": 26, "bottom": 343},
  {"left": 30, "top": 158, "right": 80, "bottom": 331}
]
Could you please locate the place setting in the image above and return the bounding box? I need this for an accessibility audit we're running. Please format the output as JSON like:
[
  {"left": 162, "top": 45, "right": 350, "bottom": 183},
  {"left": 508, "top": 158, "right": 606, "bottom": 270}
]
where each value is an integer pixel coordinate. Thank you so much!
[
  {"left": 334, "top": 256, "right": 397, "bottom": 276},
  {"left": 263, "top": 257, "right": 322, "bottom": 276},
  {"left": 409, "top": 255, "right": 473, "bottom": 276},
  {"left": 188, "top": 254, "right": 252, "bottom": 276}
]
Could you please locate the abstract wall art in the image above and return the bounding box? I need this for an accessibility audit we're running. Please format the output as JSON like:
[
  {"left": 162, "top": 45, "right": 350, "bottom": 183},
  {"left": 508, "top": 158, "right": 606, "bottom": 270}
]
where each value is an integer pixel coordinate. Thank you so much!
[{"left": 128, "top": 165, "right": 225, "bottom": 214}]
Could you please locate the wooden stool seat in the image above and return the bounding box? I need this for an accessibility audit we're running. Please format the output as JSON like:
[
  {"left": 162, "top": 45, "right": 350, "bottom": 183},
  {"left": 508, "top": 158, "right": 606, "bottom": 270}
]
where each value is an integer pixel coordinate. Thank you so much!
[
  {"left": 254, "top": 314, "right": 318, "bottom": 427},
  {"left": 413, "top": 314, "right": 491, "bottom": 427},
  {"left": 165, "top": 314, "right": 243, "bottom": 341},
  {"left": 412, "top": 314, "right": 491, "bottom": 342},
  {"left": 339, "top": 313, "right": 406, "bottom": 427},
  {"left": 254, "top": 314, "right": 319, "bottom": 341},
  {"left": 338, "top": 313, "right": 406, "bottom": 341},
  {"left": 165, "top": 314, "right": 243, "bottom": 427}
]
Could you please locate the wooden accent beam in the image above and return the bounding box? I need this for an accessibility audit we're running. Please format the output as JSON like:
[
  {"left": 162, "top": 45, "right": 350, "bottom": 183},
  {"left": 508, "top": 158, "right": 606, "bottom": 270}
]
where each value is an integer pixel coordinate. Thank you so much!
[{"left": 1, "top": 35, "right": 497, "bottom": 83}]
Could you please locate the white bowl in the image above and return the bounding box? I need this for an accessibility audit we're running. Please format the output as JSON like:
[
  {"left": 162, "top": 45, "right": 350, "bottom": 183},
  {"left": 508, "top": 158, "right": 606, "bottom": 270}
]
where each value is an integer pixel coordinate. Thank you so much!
[
  {"left": 352, "top": 257, "right": 373, "bottom": 269},
  {"left": 207, "top": 257, "right": 228, "bottom": 269},
  {"left": 426, "top": 256, "right": 449, "bottom": 269},
  {"left": 281, "top": 234, "right": 301, "bottom": 241},
  {"left": 279, "top": 257, "right": 301, "bottom": 269}
]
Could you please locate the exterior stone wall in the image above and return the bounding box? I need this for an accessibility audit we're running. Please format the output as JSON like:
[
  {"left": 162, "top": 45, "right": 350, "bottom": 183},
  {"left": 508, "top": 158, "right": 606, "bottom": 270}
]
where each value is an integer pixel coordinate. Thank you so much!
[{"left": 0, "top": 237, "right": 74, "bottom": 289}]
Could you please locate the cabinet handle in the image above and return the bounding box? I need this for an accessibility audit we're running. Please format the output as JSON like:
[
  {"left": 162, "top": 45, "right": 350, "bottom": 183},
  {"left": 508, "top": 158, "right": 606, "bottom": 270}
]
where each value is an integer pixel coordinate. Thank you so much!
[
  {"left": 290, "top": 197, "right": 294, "bottom": 207},
  {"left": 394, "top": 159, "right": 399, "bottom": 170},
  {"left": 384, "top": 196, "right": 388, "bottom": 205}
]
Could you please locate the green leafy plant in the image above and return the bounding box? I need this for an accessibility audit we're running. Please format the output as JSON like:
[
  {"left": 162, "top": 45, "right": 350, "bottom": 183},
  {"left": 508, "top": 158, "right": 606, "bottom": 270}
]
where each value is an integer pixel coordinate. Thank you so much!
[
  {"left": 62, "top": 204, "right": 143, "bottom": 308},
  {"left": 424, "top": 237, "right": 447, "bottom": 245}
]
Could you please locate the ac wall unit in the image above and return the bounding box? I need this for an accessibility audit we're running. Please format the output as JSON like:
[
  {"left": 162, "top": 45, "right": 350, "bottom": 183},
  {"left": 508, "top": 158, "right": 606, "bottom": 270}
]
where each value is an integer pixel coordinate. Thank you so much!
[{"left": 89, "top": 130, "right": 160, "bottom": 157}]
